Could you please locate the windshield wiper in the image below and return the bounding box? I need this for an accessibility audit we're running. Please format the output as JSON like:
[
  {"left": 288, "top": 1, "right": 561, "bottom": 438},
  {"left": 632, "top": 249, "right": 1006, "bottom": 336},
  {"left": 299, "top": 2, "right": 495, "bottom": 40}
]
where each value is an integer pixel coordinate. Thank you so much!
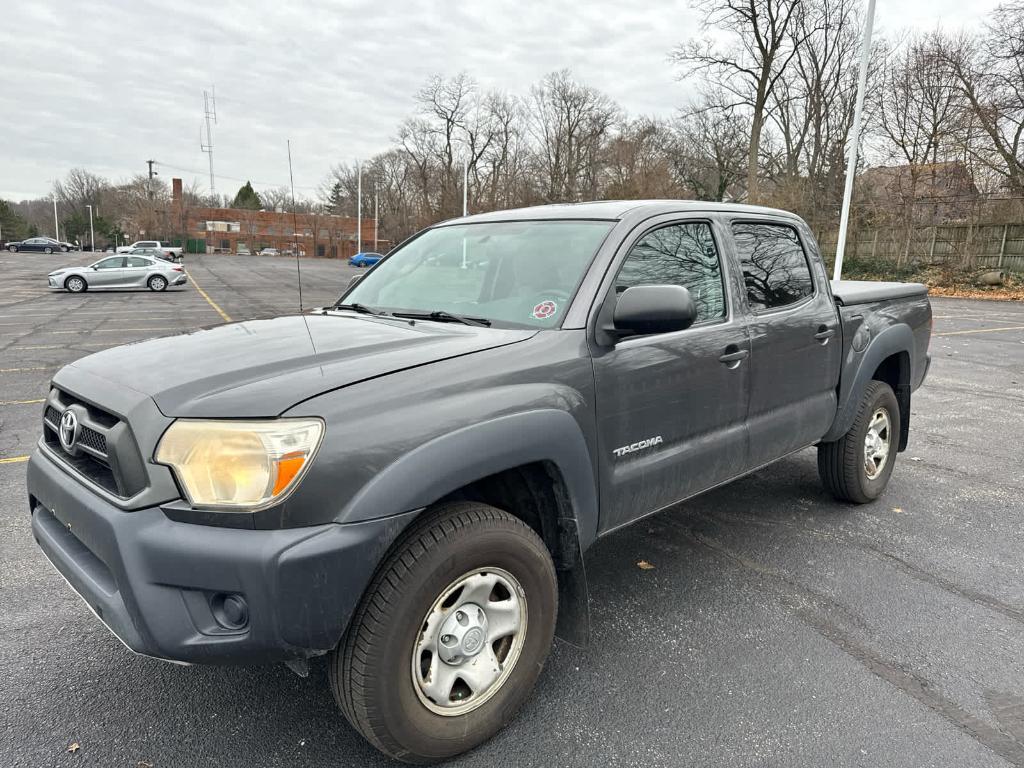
[
  {"left": 393, "top": 310, "right": 492, "bottom": 327},
  {"left": 332, "top": 302, "right": 386, "bottom": 316}
]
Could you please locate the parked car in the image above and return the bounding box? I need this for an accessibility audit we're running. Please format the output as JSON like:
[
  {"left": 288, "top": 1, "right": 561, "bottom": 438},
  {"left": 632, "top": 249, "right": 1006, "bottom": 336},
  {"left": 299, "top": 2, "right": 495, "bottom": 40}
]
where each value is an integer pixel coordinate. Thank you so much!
[
  {"left": 349, "top": 251, "right": 383, "bottom": 267},
  {"left": 27, "top": 201, "right": 931, "bottom": 763},
  {"left": 117, "top": 240, "right": 183, "bottom": 260},
  {"left": 7, "top": 237, "right": 74, "bottom": 253},
  {"left": 126, "top": 246, "right": 181, "bottom": 264},
  {"left": 46, "top": 254, "right": 187, "bottom": 293},
  {"left": 258, "top": 247, "right": 281, "bottom": 257}
]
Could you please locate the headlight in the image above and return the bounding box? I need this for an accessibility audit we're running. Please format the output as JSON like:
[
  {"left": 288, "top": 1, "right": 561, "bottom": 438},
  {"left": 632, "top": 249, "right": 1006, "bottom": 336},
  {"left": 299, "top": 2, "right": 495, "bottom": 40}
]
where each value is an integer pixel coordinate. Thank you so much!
[{"left": 155, "top": 419, "right": 324, "bottom": 510}]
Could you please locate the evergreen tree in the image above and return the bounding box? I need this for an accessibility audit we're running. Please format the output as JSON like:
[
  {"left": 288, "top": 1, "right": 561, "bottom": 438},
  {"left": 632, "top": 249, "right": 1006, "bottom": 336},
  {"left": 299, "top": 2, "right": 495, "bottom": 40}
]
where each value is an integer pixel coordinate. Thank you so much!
[
  {"left": 327, "top": 181, "right": 346, "bottom": 214},
  {"left": 232, "top": 181, "right": 263, "bottom": 210},
  {"left": 0, "top": 199, "right": 32, "bottom": 241}
]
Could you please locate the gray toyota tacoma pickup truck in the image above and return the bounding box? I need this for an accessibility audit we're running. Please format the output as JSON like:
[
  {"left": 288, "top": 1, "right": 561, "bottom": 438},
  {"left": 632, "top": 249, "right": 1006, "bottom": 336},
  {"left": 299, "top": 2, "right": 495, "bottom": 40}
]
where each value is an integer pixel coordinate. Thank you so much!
[{"left": 27, "top": 200, "right": 931, "bottom": 763}]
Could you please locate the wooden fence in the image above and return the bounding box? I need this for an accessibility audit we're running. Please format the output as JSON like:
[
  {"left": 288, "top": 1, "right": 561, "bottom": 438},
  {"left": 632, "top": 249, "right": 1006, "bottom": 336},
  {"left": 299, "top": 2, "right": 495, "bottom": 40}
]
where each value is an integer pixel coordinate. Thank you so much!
[{"left": 815, "top": 223, "right": 1024, "bottom": 272}]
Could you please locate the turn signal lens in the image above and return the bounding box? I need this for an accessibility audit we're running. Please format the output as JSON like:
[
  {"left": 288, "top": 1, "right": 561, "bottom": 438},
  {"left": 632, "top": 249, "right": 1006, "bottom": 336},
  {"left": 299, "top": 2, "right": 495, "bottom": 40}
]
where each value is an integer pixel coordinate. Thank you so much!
[{"left": 155, "top": 419, "right": 324, "bottom": 510}]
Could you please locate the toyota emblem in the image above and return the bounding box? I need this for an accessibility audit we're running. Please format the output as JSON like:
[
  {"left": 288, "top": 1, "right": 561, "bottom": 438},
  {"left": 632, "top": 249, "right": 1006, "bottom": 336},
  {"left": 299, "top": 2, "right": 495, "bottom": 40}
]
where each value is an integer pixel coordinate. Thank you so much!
[{"left": 58, "top": 409, "right": 80, "bottom": 452}]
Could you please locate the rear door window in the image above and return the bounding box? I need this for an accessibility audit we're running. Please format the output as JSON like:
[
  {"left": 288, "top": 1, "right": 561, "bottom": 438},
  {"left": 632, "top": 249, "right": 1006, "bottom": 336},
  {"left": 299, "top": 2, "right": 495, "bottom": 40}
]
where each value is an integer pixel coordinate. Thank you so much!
[
  {"left": 731, "top": 222, "right": 814, "bottom": 311},
  {"left": 126, "top": 257, "right": 150, "bottom": 268}
]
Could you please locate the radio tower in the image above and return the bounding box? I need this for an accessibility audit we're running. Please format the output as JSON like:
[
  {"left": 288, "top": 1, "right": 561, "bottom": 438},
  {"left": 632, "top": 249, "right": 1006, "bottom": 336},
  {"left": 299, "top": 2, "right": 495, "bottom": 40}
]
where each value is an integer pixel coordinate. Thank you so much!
[{"left": 200, "top": 86, "right": 217, "bottom": 197}]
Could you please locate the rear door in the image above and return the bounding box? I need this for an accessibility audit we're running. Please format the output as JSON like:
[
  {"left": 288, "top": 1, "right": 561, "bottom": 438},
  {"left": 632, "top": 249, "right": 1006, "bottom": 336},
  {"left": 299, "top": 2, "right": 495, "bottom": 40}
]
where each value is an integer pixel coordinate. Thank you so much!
[
  {"left": 591, "top": 216, "right": 751, "bottom": 532},
  {"left": 90, "top": 256, "right": 126, "bottom": 287},
  {"left": 728, "top": 219, "right": 842, "bottom": 466},
  {"left": 123, "top": 256, "right": 153, "bottom": 287}
]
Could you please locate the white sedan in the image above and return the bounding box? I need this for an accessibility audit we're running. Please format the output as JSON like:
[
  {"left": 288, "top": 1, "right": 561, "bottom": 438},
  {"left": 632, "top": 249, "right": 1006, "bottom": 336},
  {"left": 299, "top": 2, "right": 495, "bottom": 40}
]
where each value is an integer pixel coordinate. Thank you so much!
[{"left": 47, "top": 254, "right": 188, "bottom": 293}]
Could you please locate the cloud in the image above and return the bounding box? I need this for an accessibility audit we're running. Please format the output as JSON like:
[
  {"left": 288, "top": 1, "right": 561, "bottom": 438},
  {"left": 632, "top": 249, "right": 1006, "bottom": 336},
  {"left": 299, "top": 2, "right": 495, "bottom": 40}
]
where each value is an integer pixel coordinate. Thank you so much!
[{"left": 0, "top": 0, "right": 999, "bottom": 201}]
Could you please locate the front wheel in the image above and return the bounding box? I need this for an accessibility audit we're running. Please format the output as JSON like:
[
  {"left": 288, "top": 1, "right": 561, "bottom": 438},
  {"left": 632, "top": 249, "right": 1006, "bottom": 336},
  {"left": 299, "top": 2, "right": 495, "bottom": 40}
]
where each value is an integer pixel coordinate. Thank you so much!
[
  {"left": 7, "top": 245, "right": 16, "bottom": 252},
  {"left": 818, "top": 380, "right": 900, "bottom": 503},
  {"left": 148, "top": 275, "right": 168, "bottom": 292},
  {"left": 44, "top": 247, "right": 54, "bottom": 254},
  {"left": 65, "top": 276, "right": 87, "bottom": 293},
  {"left": 330, "top": 502, "right": 557, "bottom": 764}
]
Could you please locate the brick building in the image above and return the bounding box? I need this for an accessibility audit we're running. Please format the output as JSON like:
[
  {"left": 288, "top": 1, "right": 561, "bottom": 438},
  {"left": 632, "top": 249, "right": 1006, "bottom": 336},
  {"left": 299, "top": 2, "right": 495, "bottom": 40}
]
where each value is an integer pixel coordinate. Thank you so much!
[{"left": 170, "top": 178, "right": 383, "bottom": 257}]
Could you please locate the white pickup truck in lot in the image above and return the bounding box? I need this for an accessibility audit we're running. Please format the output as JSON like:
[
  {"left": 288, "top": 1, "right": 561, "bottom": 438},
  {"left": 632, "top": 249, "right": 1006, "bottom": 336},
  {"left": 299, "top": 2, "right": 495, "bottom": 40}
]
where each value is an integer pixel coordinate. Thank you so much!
[{"left": 117, "top": 240, "right": 183, "bottom": 261}]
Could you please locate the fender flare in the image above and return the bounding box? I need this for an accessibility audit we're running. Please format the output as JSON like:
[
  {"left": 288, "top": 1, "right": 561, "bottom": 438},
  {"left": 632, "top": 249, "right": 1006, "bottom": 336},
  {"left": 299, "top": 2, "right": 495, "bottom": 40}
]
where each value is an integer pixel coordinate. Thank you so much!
[
  {"left": 338, "top": 408, "right": 600, "bottom": 551},
  {"left": 822, "top": 323, "right": 913, "bottom": 443}
]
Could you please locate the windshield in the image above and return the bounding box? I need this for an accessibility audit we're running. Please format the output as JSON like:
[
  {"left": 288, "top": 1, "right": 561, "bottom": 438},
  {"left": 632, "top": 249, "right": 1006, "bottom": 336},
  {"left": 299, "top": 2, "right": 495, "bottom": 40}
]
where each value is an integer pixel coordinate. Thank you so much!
[{"left": 342, "top": 220, "right": 613, "bottom": 328}]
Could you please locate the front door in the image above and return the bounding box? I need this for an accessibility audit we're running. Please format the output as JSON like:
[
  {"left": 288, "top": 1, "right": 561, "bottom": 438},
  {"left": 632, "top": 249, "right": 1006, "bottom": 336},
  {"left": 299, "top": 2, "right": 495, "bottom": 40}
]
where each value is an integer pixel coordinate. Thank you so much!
[
  {"left": 728, "top": 219, "right": 842, "bottom": 466},
  {"left": 592, "top": 218, "right": 751, "bottom": 533}
]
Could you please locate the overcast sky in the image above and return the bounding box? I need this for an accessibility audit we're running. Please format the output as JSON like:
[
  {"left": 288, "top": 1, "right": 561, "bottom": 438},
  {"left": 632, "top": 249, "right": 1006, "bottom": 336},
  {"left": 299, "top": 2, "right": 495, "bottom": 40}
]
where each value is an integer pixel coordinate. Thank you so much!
[{"left": 0, "top": 0, "right": 1003, "bottom": 201}]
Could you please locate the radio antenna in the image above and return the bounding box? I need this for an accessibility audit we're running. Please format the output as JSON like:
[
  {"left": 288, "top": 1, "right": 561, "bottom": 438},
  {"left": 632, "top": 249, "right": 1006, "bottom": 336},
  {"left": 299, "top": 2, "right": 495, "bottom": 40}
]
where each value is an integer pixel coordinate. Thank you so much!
[{"left": 287, "top": 139, "right": 303, "bottom": 312}]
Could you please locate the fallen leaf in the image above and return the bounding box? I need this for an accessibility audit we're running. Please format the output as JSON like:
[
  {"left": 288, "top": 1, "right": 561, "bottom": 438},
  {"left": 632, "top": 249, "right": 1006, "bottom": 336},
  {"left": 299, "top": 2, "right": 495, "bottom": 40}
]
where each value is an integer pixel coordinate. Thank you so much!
[
  {"left": 67, "top": 743, "right": 80, "bottom": 754},
  {"left": 137, "top": 762, "right": 153, "bottom": 768},
  {"left": 637, "top": 560, "right": 655, "bottom": 570},
  {"left": 910, "top": 457, "right": 923, "bottom": 462},
  {"left": 891, "top": 507, "right": 903, "bottom": 513}
]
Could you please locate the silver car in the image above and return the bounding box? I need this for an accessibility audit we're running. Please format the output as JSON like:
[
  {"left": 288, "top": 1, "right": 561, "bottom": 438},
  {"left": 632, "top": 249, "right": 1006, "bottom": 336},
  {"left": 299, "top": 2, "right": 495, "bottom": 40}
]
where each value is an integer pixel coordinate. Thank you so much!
[{"left": 47, "top": 254, "right": 188, "bottom": 293}]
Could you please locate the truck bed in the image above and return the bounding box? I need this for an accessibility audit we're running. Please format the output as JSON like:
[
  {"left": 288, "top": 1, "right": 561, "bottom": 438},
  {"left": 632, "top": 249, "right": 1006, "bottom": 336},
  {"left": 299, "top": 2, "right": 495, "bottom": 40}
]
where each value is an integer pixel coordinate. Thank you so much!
[{"left": 831, "top": 280, "right": 928, "bottom": 306}]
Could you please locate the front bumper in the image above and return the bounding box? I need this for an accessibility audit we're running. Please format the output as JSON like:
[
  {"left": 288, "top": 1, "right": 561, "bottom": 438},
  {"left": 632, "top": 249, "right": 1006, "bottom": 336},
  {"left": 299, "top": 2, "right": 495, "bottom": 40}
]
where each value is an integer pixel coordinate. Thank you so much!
[{"left": 28, "top": 448, "right": 415, "bottom": 664}]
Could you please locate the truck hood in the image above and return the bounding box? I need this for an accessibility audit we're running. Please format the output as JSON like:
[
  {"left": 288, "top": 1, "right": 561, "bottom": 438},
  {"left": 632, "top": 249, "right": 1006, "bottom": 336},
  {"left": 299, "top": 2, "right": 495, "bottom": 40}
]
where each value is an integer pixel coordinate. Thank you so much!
[{"left": 59, "top": 313, "right": 537, "bottom": 417}]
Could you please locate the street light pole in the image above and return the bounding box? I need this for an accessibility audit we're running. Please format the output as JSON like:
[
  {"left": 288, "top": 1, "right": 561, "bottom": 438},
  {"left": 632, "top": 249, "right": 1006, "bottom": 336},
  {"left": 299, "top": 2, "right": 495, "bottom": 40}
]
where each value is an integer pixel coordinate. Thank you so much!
[
  {"left": 373, "top": 186, "right": 378, "bottom": 253},
  {"left": 833, "top": 0, "right": 877, "bottom": 282},
  {"left": 53, "top": 197, "right": 59, "bottom": 240},
  {"left": 356, "top": 161, "right": 362, "bottom": 255},
  {"left": 86, "top": 204, "right": 95, "bottom": 252}
]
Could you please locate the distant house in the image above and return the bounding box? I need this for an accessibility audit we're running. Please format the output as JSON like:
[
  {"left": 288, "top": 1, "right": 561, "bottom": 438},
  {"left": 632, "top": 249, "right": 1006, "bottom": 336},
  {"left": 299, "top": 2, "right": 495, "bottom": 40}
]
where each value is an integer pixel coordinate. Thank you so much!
[{"left": 859, "top": 162, "right": 980, "bottom": 222}]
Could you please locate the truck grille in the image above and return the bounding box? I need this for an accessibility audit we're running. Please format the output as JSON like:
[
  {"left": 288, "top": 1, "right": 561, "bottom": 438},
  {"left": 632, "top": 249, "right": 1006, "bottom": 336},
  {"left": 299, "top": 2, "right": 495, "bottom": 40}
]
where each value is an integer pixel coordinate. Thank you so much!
[{"left": 42, "top": 388, "right": 146, "bottom": 499}]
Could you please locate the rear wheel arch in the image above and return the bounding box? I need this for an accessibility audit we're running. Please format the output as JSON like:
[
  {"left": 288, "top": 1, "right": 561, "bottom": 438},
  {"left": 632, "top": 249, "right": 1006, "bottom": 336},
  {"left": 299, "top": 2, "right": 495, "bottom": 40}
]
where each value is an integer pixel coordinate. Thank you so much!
[{"left": 822, "top": 323, "right": 914, "bottom": 444}]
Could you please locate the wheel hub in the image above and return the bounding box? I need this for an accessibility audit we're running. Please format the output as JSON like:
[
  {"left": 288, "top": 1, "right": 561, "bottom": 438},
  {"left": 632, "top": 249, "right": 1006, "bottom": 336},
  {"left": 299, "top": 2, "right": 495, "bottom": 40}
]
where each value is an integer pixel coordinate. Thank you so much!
[
  {"left": 411, "top": 567, "right": 527, "bottom": 716},
  {"left": 437, "top": 604, "right": 489, "bottom": 664},
  {"left": 863, "top": 407, "right": 891, "bottom": 480}
]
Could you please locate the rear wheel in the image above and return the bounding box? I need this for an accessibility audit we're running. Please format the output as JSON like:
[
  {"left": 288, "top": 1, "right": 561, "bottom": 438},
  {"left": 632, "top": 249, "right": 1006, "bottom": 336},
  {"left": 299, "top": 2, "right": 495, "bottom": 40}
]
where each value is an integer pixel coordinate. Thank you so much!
[
  {"left": 65, "top": 276, "right": 87, "bottom": 293},
  {"left": 330, "top": 501, "right": 557, "bottom": 764},
  {"left": 818, "top": 380, "right": 900, "bottom": 503},
  {"left": 148, "top": 275, "right": 168, "bottom": 292}
]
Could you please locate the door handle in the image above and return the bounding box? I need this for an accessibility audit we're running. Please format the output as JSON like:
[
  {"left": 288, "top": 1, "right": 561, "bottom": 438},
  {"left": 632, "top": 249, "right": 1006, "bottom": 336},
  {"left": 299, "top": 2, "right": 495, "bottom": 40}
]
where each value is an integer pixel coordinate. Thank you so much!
[
  {"left": 814, "top": 326, "right": 836, "bottom": 341},
  {"left": 719, "top": 345, "right": 750, "bottom": 366}
]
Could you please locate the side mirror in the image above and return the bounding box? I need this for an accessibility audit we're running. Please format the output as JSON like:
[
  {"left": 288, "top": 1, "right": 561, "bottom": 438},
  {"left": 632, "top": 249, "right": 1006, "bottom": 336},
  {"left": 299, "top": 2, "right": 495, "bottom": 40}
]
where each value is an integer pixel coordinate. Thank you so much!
[
  {"left": 610, "top": 285, "right": 697, "bottom": 339},
  {"left": 347, "top": 274, "right": 363, "bottom": 289}
]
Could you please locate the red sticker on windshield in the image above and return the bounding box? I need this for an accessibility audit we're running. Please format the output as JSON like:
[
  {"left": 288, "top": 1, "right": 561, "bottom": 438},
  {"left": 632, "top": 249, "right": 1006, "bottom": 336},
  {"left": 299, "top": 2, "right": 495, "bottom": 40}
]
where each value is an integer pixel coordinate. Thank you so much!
[{"left": 531, "top": 300, "right": 558, "bottom": 320}]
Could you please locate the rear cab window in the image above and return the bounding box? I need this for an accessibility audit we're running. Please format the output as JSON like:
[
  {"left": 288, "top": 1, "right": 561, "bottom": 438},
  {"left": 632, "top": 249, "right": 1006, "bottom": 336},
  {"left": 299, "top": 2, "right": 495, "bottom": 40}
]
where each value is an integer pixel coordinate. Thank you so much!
[{"left": 731, "top": 222, "right": 814, "bottom": 312}]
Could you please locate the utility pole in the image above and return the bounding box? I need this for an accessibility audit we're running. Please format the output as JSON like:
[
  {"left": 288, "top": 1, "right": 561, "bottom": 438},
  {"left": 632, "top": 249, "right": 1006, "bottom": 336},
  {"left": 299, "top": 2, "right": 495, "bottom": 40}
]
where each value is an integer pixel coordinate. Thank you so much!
[
  {"left": 834, "top": 0, "right": 877, "bottom": 281},
  {"left": 373, "top": 185, "right": 378, "bottom": 253},
  {"left": 201, "top": 86, "right": 217, "bottom": 198},
  {"left": 53, "top": 197, "right": 59, "bottom": 240},
  {"left": 146, "top": 159, "right": 157, "bottom": 199},
  {"left": 356, "top": 161, "right": 362, "bottom": 255},
  {"left": 86, "top": 204, "right": 95, "bottom": 252}
]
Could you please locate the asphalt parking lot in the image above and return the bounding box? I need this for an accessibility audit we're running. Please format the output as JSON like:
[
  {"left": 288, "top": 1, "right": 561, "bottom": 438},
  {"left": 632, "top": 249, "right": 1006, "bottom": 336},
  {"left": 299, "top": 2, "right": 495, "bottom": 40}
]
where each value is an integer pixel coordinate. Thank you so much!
[{"left": 2, "top": 251, "right": 1023, "bottom": 767}]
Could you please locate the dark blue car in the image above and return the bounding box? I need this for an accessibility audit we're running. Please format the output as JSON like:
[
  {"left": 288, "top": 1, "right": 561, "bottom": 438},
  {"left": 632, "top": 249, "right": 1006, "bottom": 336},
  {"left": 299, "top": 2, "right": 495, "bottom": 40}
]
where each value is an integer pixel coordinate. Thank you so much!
[
  {"left": 349, "top": 252, "right": 383, "bottom": 267},
  {"left": 7, "top": 237, "right": 74, "bottom": 253}
]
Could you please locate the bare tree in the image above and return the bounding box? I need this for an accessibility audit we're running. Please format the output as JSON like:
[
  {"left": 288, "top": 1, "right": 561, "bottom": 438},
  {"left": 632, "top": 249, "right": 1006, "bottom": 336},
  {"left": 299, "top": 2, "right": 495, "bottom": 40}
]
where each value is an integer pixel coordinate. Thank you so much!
[
  {"left": 938, "top": 6, "right": 1024, "bottom": 195},
  {"left": 673, "top": 94, "right": 750, "bottom": 201},
  {"left": 528, "top": 70, "right": 620, "bottom": 202},
  {"left": 672, "top": 0, "right": 814, "bottom": 203}
]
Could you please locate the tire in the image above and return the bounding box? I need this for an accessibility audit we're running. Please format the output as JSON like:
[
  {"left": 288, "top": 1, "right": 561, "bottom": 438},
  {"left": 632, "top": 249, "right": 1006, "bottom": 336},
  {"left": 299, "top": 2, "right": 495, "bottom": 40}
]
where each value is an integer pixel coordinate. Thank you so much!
[
  {"left": 65, "top": 276, "right": 87, "bottom": 293},
  {"left": 148, "top": 275, "right": 168, "bottom": 292},
  {"left": 330, "top": 501, "right": 558, "bottom": 764},
  {"left": 45, "top": 247, "right": 54, "bottom": 254},
  {"left": 7, "top": 246, "right": 16, "bottom": 252},
  {"left": 818, "top": 380, "right": 900, "bottom": 504},
  {"left": 61, "top": 246, "right": 69, "bottom": 252}
]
